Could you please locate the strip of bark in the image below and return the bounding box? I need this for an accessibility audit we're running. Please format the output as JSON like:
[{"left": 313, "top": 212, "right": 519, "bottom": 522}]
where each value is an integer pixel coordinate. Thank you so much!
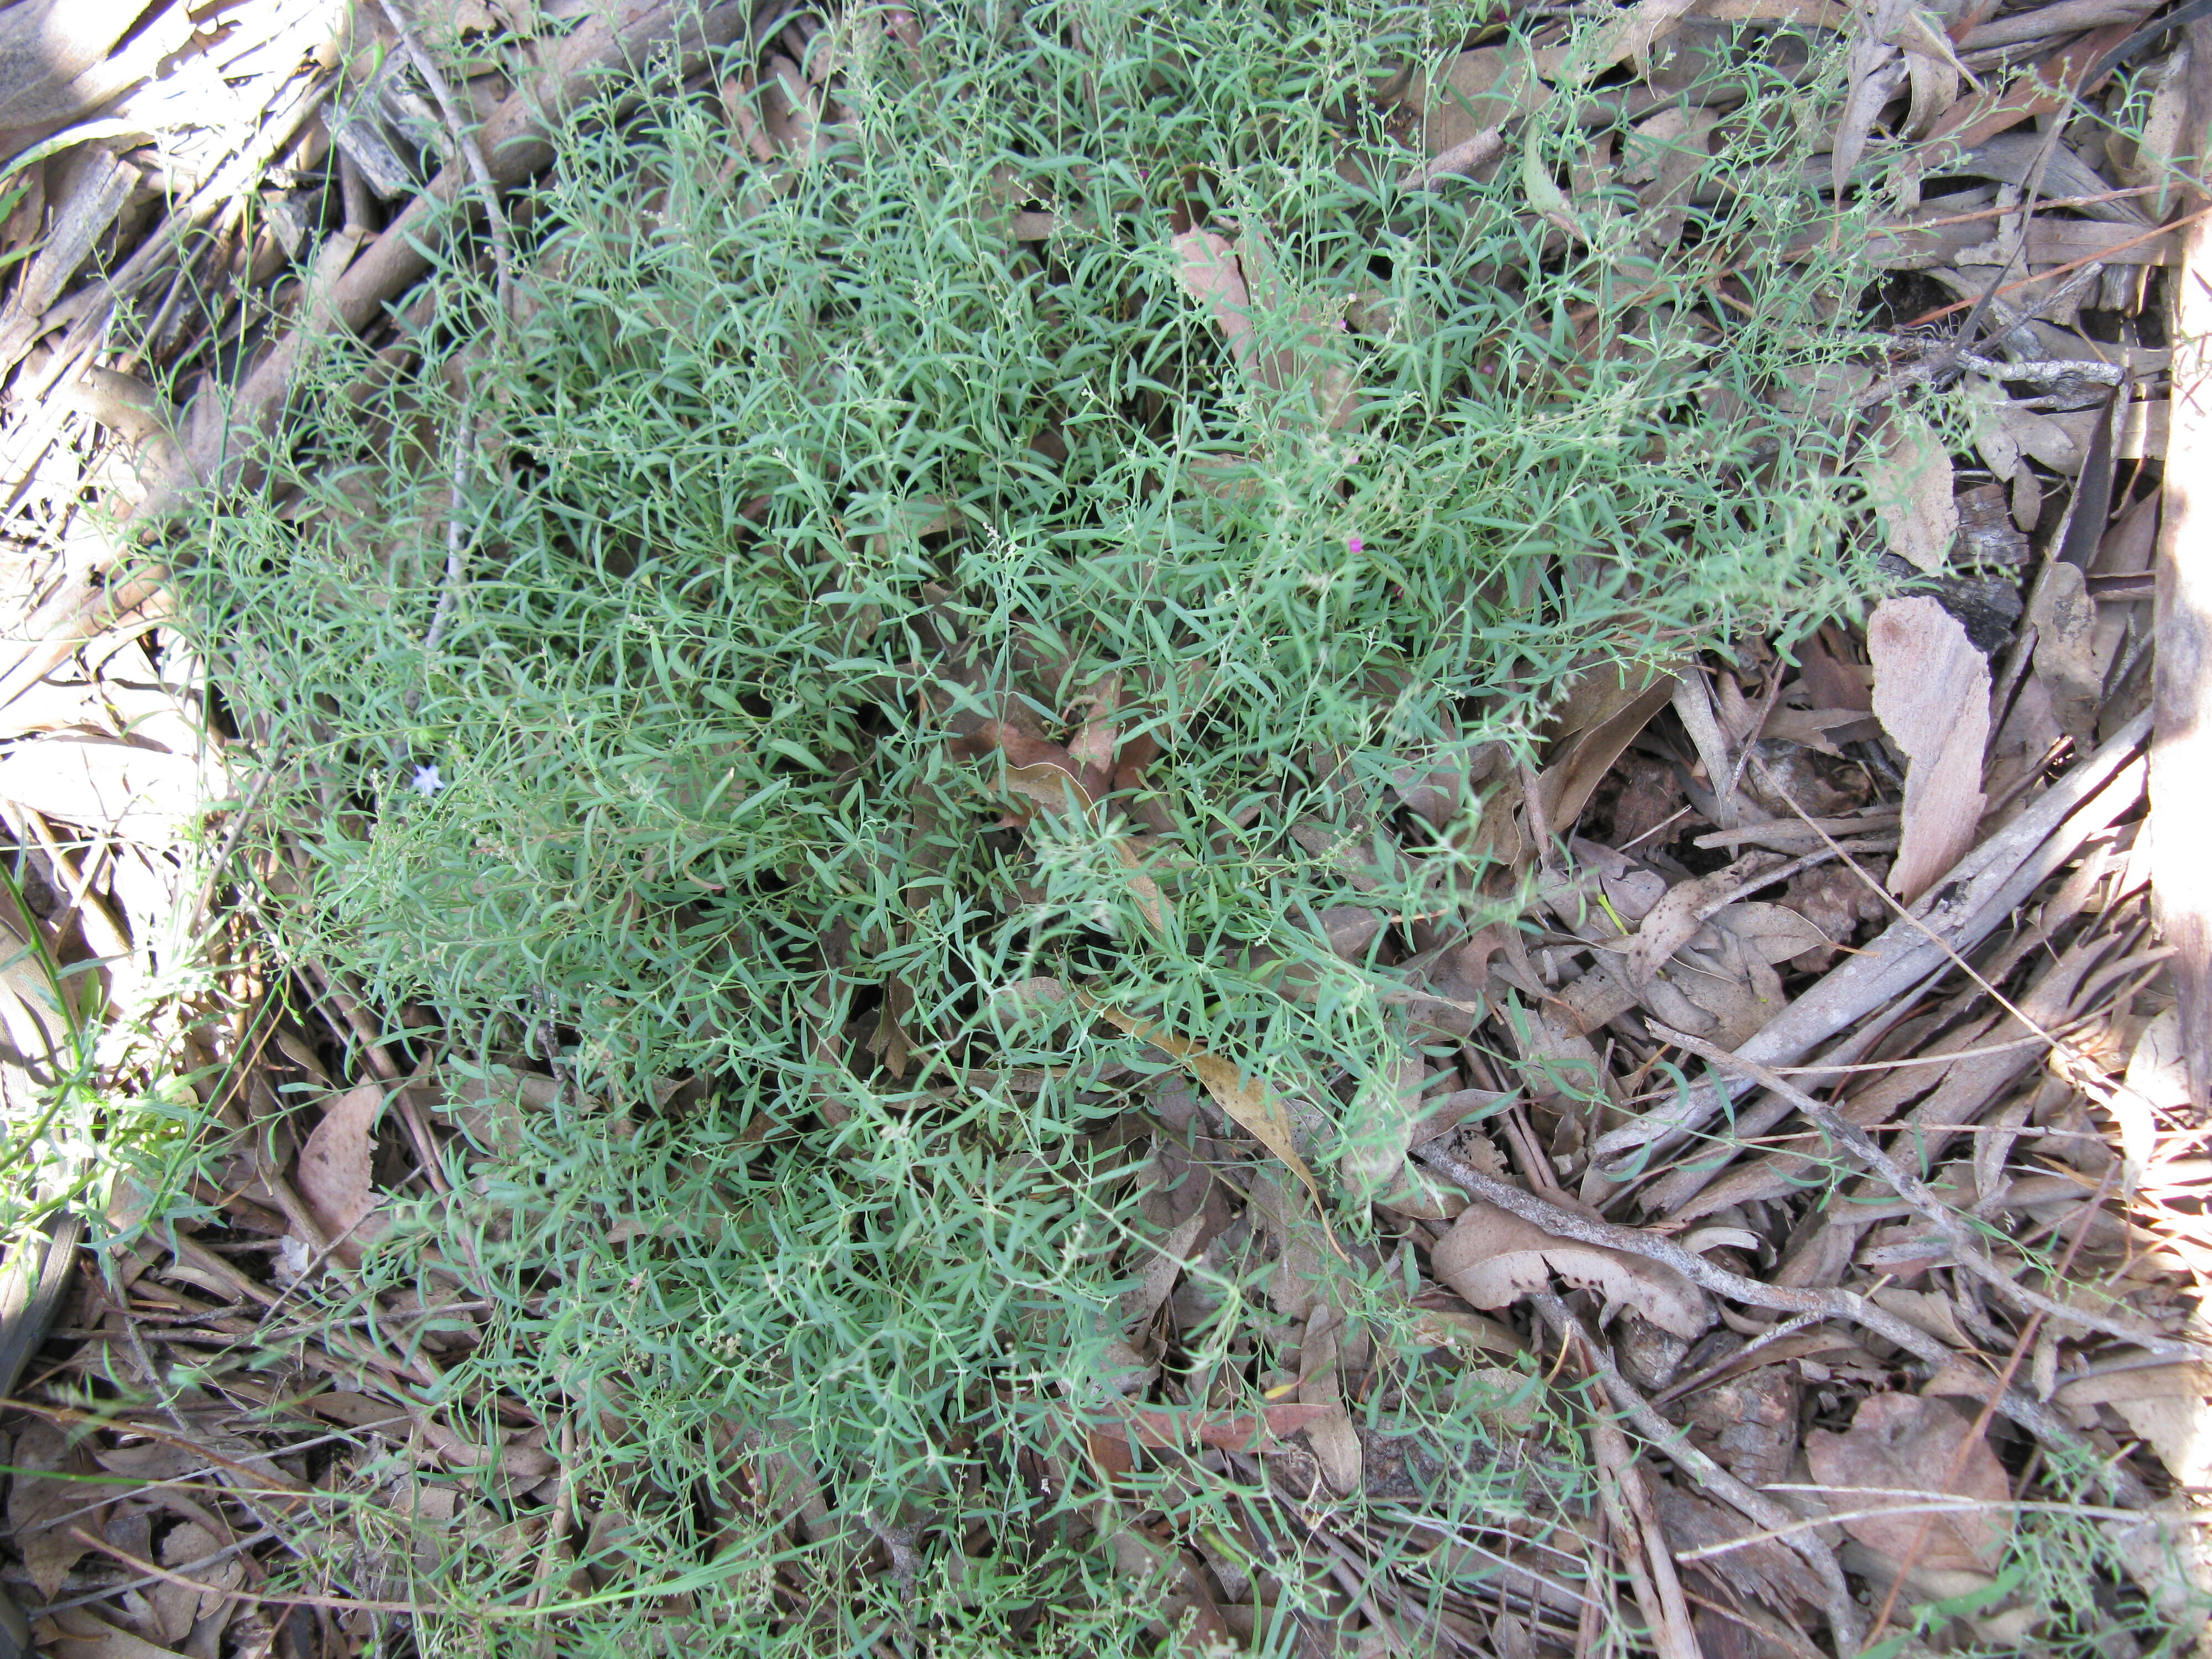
[{"left": 1592, "top": 710, "right": 2152, "bottom": 1164}]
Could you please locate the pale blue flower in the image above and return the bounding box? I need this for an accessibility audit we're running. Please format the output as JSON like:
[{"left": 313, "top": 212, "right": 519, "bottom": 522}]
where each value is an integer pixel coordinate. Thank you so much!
[{"left": 410, "top": 763, "right": 444, "bottom": 797}]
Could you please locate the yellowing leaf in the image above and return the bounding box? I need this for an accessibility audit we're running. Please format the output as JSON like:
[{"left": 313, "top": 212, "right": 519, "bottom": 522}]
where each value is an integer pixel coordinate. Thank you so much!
[{"left": 1085, "top": 998, "right": 1344, "bottom": 1259}]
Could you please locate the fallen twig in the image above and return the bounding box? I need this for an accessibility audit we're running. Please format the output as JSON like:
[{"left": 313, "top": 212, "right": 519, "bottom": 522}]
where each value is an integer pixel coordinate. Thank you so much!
[
  {"left": 421, "top": 414, "right": 482, "bottom": 660},
  {"left": 1401, "top": 127, "right": 1505, "bottom": 190},
  {"left": 1411, "top": 1142, "right": 2158, "bottom": 1507},
  {"left": 69, "top": 1526, "right": 498, "bottom": 1616},
  {"left": 1651, "top": 1024, "right": 2194, "bottom": 1356},
  {"left": 1533, "top": 1291, "right": 1864, "bottom": 1657},
  {"left": 375, "top": 0, "right": 514, "bottom": 321}
]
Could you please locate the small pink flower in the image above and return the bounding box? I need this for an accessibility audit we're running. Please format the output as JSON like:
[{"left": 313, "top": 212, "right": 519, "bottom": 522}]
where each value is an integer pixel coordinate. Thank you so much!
[{"left": 1347, "top": 535, "right": 1364, "bottom": 555}]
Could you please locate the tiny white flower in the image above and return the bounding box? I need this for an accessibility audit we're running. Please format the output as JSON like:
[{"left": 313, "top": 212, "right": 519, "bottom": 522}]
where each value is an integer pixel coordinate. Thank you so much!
[{"left": 410, "top": 763, "right": 444, "bottom": 797}]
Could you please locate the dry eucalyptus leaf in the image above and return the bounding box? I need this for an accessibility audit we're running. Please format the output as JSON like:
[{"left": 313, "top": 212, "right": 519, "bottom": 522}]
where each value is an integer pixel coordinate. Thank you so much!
[
  {"left": 1668, "top": 921, "right": 1786, "bottom": 1047},
  {"left": 1093, "top": 1003, "right": 1340, "bottom": 1256},
  {"left": 2027, "top": 562, "right": 2102, "bottom": 749},
  {"left": 1297, "top": 1302, "right": 1363, "bottom": 1496},
  {"left": 2103, "top": 1502, "right": 2212, "bottom": 1632},
  {"left": 1623, "top": 857, "right": 1770, "bottom": 987},
  {"left": 2060, "top": 1358, "right": 2212, "bottom": 1488},
  {"left": 1863, "top": 411, "right": 1959, "bottom": 573},
  {"left": 1834, "top": 44, "right": 1909, "bottom": 199},
  {"left": 1172, "top": 228, "right": 1255, "bottom": 371},
  {"left": 38, "top": 1612, "right": 190, "bottom": 1659},
  {"left": 1996, "top": 400, "right": 2085, "bottom": 473},
  {"left": 153, "top": 1520, "right": 239, "bottom": 1639},
  {"left": 1804, "top": 1392, "right": 2011, "bottom": 1578},
  {"left": 1413, "top": 45, "right": 1547, "bottom": 158},
  {"left": 987, "top": 975, "right": 1074, "bottom": 1038},
  {"left": 296, "top": 1081, "right": 387, "bottom": 1257},
  {"left": 1407, "top": 1308, "right": 1526, "bottom": 1360},
  {"left": 1432, "top": 1197, "right": 1711, "bottom": 1339},
  {"left": 1869, "top": 596, "right": 1990, "bottom": 903},
  {"left": 5, "top": 1419, "right": 94, "bottom": 1599},
  {"left": 439, "top": 1063, "right": 555, "bottom": 1156},
  {"left": 1535, "top": 665, "right": 1680, "bottom": 833},
  {"left": 1709, "top": 901, "right": 1836, "bottom": 964}
]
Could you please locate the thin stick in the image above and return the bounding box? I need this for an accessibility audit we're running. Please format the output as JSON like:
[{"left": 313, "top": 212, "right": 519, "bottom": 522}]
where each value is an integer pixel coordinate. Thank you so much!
[
  {"left": 1583, "top": 1407, "right": 1680, "bottom": 1659},
  {"left": 1903, "top": 200, "right": 2212, "bottom": 327},
  {"left": 1401, "top": 127, "right": 1505, "bottom": 191},
  {"left": 1648, "top": 1026, "right": 2190, "bottom": 1355},
  {"left": 1650, "top": 1310, "right": 1834, "bottom": 1407},
  {"left": 373, "top": 2, "right": 498, "bottom": 669},
  {"left": 1877, "top": 184, "right": 2166, "bottom": 233},
  {"left": 1532, "top": 1292, "right": 1863, "bottom": 1656},
  {"left": 376, "top": 0, "right": 513, "bottom": 321},
  {"left": 1409, "top": 1142, "right": 2156, "bottom": 1506},
  {"left": 1757, "top": 1021, "right": 2098, "bottom": 1073},
  {"left": 421, "top": 415, "right": 480, "bottom": 659},
  {"left": 39, "top": 1527, "right": 280, "bottom": 1614},
  {"left": 1671, "top": 1496, "right": 2172, "bottom": 1562},
  {"left": 67, "top": 1527, "right": 535, "bottom": 1617}
]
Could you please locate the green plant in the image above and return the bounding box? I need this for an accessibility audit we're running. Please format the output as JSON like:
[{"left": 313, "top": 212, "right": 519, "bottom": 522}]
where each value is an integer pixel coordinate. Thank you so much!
[{"left": 170, "top": 0, "right": 1910, "bottom": 1648}]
